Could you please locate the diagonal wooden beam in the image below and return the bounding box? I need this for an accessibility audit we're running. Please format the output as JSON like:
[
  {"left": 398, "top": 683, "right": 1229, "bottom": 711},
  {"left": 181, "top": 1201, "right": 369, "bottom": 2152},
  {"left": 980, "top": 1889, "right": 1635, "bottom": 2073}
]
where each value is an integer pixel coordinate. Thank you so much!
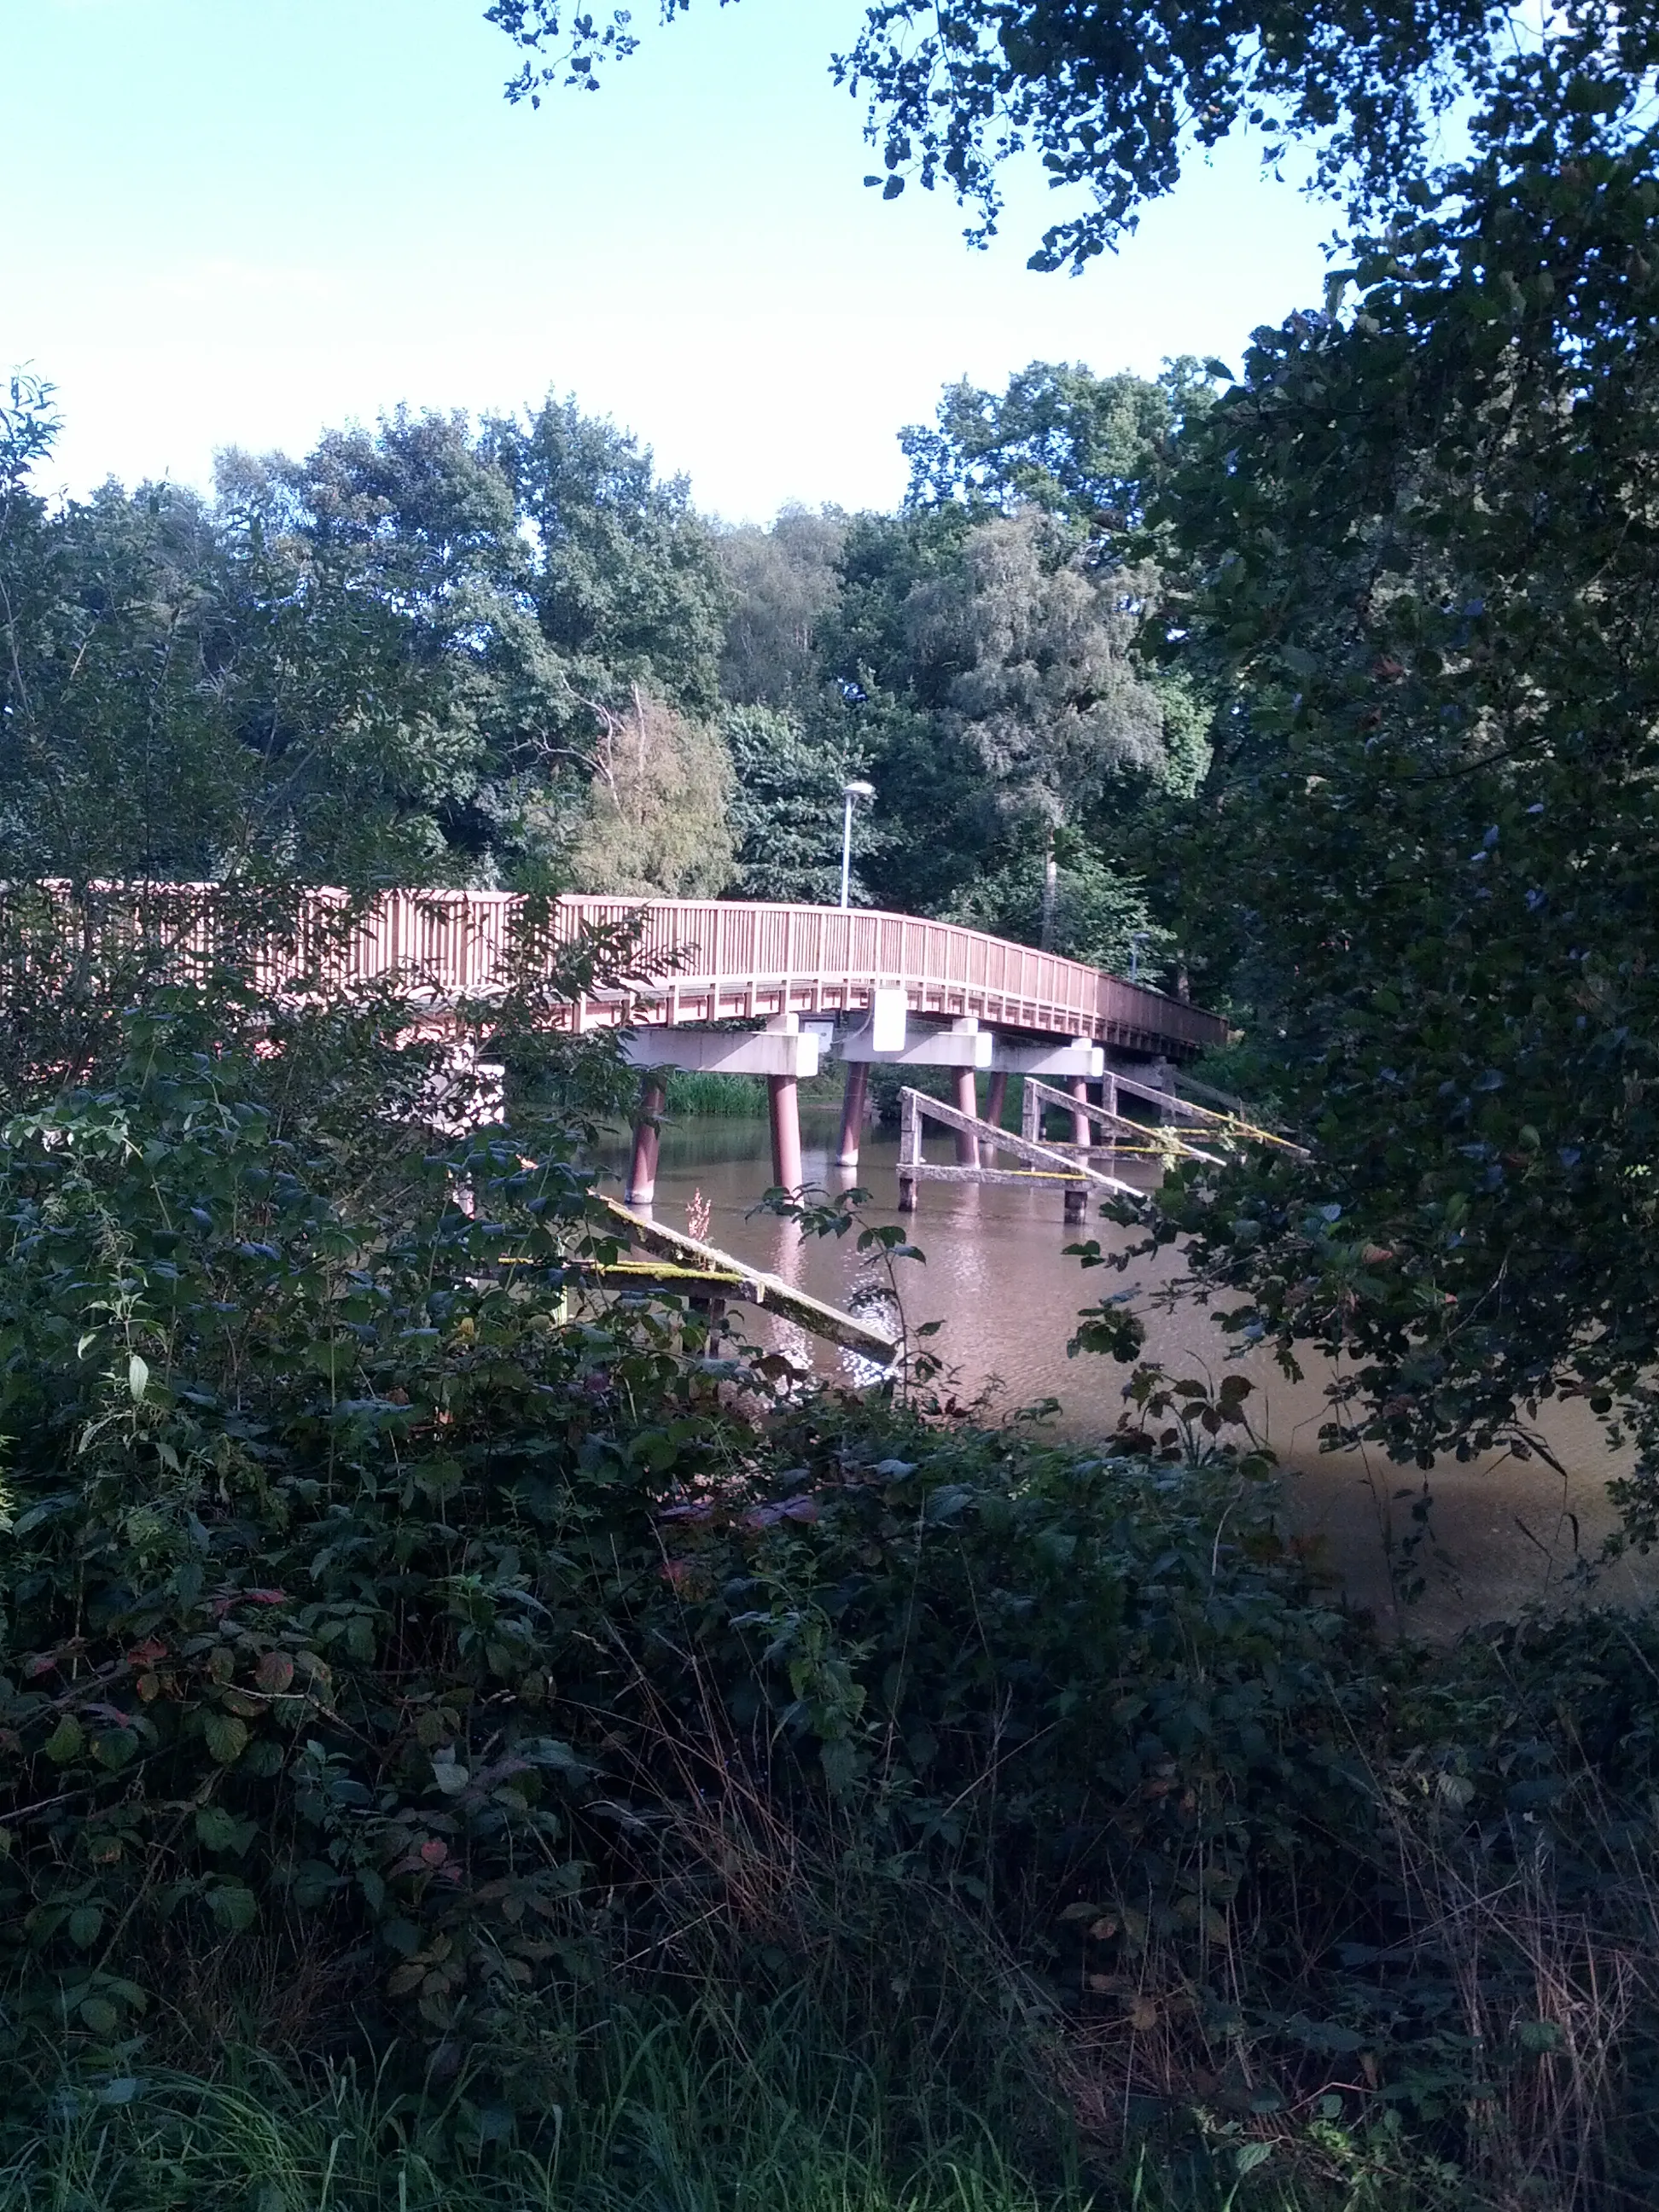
[{"left": 595, "top": 1196, "right": 899, "bottom": 1363}]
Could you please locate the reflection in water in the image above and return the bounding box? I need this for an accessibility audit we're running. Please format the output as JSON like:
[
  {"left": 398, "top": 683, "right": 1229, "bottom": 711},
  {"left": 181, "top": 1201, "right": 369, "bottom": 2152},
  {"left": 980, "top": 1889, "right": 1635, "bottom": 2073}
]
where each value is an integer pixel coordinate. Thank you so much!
[{"left": 593, "top": 1111, "right": 1657, "bottom": 1638}]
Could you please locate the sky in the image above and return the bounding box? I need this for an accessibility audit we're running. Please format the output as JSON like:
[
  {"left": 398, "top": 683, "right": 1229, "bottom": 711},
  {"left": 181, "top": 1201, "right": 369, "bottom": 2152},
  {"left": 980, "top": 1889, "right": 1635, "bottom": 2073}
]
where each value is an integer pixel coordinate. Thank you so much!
[{"left": 3, "top": 0, "right": 1336, "bottom": 521}]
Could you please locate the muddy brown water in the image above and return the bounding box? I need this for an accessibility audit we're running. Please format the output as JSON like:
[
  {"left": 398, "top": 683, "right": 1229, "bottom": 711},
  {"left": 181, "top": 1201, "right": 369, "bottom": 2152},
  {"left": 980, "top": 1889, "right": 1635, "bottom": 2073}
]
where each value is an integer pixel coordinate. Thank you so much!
[{"left": 592, "top": 1110, "right": 1659, "bottom": 1639}]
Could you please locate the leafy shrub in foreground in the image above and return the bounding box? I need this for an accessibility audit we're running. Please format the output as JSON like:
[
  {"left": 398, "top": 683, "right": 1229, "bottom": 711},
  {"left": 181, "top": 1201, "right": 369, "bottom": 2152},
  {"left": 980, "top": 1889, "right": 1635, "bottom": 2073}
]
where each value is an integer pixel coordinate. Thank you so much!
[
  {"left": 0, "top": 1001, "right": 1379, "bottom": 2064},
  {"left": 5, "top": 997, "right": 1659, "bottom": 2200}
]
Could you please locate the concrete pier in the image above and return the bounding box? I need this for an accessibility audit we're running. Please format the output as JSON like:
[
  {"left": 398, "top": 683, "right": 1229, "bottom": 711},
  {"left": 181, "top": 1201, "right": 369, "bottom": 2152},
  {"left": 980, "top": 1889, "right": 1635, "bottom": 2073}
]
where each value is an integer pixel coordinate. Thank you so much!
[
  {"left": 626, "top": 1077, "right": 665, "bottom": 1205},
  {"left": 953, "top": 1065, "right": 980, "bottom": 1166},
  {"left": 769, "top": 1072, "right": 803, "bottom": 1194},
  {"left": 835, "top": 1059, "right": 869, "bottom": 1167}
]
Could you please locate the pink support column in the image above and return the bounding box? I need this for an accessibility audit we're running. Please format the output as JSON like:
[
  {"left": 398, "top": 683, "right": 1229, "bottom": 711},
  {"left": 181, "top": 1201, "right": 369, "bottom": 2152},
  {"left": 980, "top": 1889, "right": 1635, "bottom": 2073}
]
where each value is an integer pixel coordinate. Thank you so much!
[
  {"left": 769, "top": 1073, "right": 803, "bottom": 1194},
  {"left": 953, "top": 1065, "right": 980, "bottom": 1167},
  {"left": 626, "top": 1077, "right": 665, "bottom": 1206},
  {"left": 835, "top": 1060, "right": 869, "bottom": 1169},
  {"left": 1070, "top": 1077, "right": 1091, "bottom": 1149},
  {"left": 984, "top": 1070, "right": 1008, "bottom": 1132}
]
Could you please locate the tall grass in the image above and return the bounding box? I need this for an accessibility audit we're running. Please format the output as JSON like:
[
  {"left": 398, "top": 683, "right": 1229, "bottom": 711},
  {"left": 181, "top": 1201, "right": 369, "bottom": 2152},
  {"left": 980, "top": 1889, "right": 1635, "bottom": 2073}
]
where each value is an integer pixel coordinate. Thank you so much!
[
  {"left": 0, "top": 1993, "right": 1439, "bottom": 2212},
  {"left": 661, "top": 1068, "right": 767, "bottom": 1117},
  {"left": 660, "top": 1068, "right": 846, "bottom": 1117}
]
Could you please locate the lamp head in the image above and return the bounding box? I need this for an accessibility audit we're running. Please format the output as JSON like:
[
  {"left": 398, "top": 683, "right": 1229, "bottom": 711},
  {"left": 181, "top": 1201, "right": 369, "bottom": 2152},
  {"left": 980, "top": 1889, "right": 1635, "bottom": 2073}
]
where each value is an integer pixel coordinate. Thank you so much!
[{"left": 842, "top": 780, "right": 876, "bottom": 800}]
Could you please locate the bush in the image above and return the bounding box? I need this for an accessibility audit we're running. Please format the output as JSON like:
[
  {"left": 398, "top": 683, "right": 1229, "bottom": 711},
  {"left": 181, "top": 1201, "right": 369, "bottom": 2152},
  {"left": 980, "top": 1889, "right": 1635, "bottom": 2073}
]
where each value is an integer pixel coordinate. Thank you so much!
[{"left": 3, "top": 964, "right": 1659, "bottom": 2202}]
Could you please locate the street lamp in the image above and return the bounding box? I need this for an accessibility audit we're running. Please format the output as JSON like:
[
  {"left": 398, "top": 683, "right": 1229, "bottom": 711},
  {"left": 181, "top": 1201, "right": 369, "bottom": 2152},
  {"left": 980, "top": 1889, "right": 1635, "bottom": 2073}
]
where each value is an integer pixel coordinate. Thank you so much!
[
  {"left": 839, "top": 780, "right": 875, "bottom": 911},
  {"left": 1127, "top": 930, "right": 1151, "bottom": 983}
]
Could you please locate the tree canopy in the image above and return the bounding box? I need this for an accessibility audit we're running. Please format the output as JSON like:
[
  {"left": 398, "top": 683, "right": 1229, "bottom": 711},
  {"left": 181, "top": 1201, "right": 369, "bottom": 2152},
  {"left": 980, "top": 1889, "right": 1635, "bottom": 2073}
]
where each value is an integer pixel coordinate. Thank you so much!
[
  {"left": 1134, "top": 102, "right": 1659, "bottom": 1523},
  {"left": 486, "top": 0, "right": 1659, "bottom": 267}
]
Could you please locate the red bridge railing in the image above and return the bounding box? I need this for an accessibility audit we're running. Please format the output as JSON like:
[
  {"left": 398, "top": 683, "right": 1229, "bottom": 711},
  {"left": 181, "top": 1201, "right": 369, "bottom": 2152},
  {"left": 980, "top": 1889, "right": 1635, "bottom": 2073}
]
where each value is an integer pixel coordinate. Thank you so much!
[
  {"left": 341, "top": 892, "right": 1226, "bottom": 1060},
  {"left": 25, "top": 887, "right": 1228, "bottom": 1061}
]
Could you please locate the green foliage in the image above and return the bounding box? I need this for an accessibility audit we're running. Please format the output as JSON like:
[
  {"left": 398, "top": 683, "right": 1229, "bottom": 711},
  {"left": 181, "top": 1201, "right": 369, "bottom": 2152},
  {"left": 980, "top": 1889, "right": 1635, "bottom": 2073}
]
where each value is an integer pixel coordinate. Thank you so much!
[
  {"left": 722, "top": 704, "right": 871, "bottom": 905},
  {"left": 491, "top": 0, "right": 1596, "bottom": 273},
  {"left": 562, "top": 688, "right": 735, "bottom": 896},
  {"left": 661, "top": 1067, "right": 766, "bottom": 1118},
  {"left": 1139, "top": 102, "right": 1659, "bottom": 1516},
  {"left": 816, "top": 497, "right": 1184, "bottom": 934},
  {"left": 946, "top": 836, "right": 1169, "bottom": 981},
  {"left": 901, "top": 361, "right": 1212, "bottom": 535},
  {"left": 0, "top": 1998, "right": 1452, "bottom": 2212},
  {"left": 0, "top": 397, "right": 727, "bottom": 892},
  {"left": 0, "top": 2017, "right": 1080, "bottom": 2212},
  {"left": 716, "top": 506, "right": 848, "bottom": 708},
  {"left": 0, "top": 907, "right": 1656, "bottom": 2190}
]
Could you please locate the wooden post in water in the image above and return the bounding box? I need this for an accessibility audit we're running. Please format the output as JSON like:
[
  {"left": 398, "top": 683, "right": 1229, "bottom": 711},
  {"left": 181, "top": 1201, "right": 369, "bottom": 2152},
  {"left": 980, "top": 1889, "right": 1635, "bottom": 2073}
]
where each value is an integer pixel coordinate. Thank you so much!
[
  {"left": 953, "top": 1066, "right": 980, "bottom": 1167},
  {"left": 835, "top": 1059, "right": 869, "bottom": 1168},
  {"left": 626, "top": 1077, "right": 665, "bottom": 1206},
  {"left": 769, "top": 1072, "right": 803, "bottom": 1195},
  {"left": 984, "top": 1069, "right": 1008, "bottom": 1132}
]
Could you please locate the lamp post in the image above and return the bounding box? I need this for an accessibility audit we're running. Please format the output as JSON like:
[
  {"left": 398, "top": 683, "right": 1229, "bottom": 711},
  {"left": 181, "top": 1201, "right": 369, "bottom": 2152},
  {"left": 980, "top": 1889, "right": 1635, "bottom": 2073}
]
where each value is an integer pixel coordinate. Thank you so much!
[
  {"left": 839, "top": 780, "right": 875, "bottom": 911},
  {"left": 1128, "top": 930, "right": 1151, "bottom": 983}
]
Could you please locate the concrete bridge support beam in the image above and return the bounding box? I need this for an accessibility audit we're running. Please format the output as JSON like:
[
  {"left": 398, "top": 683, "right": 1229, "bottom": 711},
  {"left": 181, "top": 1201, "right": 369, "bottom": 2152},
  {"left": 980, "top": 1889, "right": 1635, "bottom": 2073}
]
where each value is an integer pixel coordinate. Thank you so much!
[
  {"left": 626, "top": 1078, "right": 665, "bottom": 1207},
  {"left": 621, "top": 1028, "right": 821, "bottom": 1078},
  {"left": 987, "top": 1039, "right": 1104, "bottom": 1080},
  {"left": 835, "top": 1024, "right": 993, "bottom": 1070},
  {"left": 984, "top": 1070, "right": 1009, "bottom": 1132},
  {"left": 835, "top": 1060, "right": 869, "bottom": 1169}
]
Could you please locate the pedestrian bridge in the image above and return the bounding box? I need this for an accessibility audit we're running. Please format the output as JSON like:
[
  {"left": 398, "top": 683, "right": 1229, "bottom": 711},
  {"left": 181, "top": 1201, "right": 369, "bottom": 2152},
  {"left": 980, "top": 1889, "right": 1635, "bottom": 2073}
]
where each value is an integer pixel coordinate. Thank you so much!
[
  {"left": 336, "top": 891, "right": 1225, "bottom": 1061},
  {"left": 55, "top": 885, "right": 1231, "bottom": 1208}
]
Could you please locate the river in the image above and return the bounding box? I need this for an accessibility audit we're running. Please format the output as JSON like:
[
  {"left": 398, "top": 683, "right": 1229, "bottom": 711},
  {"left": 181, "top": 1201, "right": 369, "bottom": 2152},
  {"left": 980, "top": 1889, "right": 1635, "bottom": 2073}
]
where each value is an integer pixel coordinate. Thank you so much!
[{"left": 594, "top": 1108, "right": 1658, "bottom": 1639}]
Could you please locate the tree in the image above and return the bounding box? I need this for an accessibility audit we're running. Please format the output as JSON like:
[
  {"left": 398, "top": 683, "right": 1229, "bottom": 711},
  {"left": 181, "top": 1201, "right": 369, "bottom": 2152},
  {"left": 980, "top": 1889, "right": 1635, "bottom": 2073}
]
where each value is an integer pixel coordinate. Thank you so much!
[
  {"left": 563, "top": 686, "right": 734, "bottom": 896},
  {"left": 900, "top": 359, "right": 1209, "bottom": 536},
  {"left": 946, "top": 836, "right": 1168, "bottom": 980},
  {"left": 893, "top": 509, "right": 1166, "bottom": 942},
  {"left": 488, "top": 0, "right": 1615, "bottom": 266},
  {"left": 0, "top": 459, "right": 454, "bottom": 888},
  {"left": 717, "top": 506, "right": 848, "bottom": 707},
  {"left": 0, "top": 390, "right": 732, "bottom": 893},
  {"left": 1145, "top": 100, "right": 1659, "bottom": 1524},
  {"left": 722, "top": 704, "right": 870, "bottom": 904}
]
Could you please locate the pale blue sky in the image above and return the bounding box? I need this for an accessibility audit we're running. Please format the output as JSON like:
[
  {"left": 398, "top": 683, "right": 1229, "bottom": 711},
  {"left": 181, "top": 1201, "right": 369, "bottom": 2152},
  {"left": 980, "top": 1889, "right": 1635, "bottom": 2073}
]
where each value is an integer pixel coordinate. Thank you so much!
[{"left": 4, "top": 0, "right": 1335, "bottom": 519}]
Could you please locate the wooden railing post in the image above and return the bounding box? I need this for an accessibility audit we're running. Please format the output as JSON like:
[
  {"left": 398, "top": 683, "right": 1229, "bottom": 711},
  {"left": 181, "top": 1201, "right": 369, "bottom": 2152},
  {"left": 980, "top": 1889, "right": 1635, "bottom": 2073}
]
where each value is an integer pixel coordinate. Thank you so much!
[{"left": 1070, "top": 1078, "right": 1091, "bottom": 1149}]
